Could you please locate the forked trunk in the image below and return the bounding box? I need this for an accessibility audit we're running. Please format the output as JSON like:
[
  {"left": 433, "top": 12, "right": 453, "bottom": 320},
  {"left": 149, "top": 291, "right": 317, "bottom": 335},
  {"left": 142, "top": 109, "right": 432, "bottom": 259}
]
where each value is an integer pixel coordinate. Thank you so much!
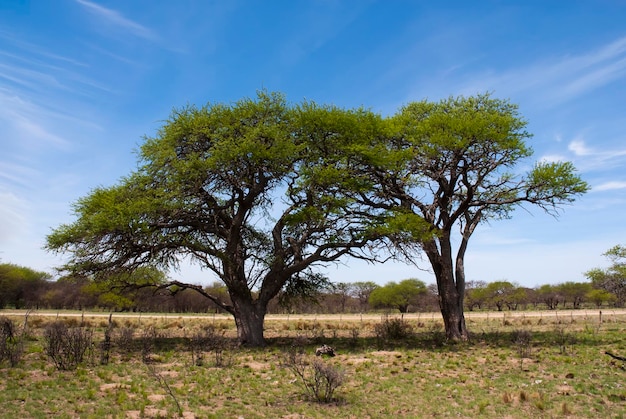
[
  {"left": 426, "top": 239, "right": 470, "bottom": 341},
  {"left": 232, "top": 297, "right": 267, "bottom": 347}
]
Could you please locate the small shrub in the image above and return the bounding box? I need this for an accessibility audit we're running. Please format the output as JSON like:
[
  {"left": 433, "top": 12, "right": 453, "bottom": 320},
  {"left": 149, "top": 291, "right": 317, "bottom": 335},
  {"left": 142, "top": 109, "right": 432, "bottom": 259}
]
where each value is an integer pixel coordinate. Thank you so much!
[
  {"left": 99, "top": 316, "right": 113, "bottom": 365},
  {"left": 502, "top": 392, "right": 512, "bottom": 404},
  {"left": 0, "top": 316, "right": 24, "bottom": 367},
  {"left": 374, "top": 318, "right": 413, "bottom": 342},
  {"left": 519, "top": 390, "right": 528, "bottom": 402},
  {"left": 512, "top": 329, "right": 532, "bottom": 368},
  {"left": 348, "top": 327, "right": 360, "bottom": 348},
  {"left": 44, "top": 322, "right": 93, "bottom": 370},
  {"left": 188, "top": 326, "right": 231, "bottom": 367},
  {"left": 288, "top": 351, "right": 344, "bottom": 403},
  {"left": 115, "top": 326, "right": 135, "bottom": 354},
  {"left": 141, "top": 326, "right": 157, "bottom": 363},
  {"left": 554, "top": 326, "right": 576, "bottom": 354}
]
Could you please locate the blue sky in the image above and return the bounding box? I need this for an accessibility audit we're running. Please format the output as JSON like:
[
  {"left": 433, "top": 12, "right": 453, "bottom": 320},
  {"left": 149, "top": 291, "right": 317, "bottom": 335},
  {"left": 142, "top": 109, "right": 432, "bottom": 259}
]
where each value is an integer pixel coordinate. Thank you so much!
[{"left": 1, "top": 0, "right": 625, "bottom": 288}]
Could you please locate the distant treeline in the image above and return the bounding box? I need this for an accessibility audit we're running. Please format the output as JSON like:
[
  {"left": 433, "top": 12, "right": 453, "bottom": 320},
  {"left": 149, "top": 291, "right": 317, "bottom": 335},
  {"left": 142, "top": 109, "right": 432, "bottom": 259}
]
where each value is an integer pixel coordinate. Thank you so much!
[{"left": 0, "top": 263, "right": 622, "bottom": 313}]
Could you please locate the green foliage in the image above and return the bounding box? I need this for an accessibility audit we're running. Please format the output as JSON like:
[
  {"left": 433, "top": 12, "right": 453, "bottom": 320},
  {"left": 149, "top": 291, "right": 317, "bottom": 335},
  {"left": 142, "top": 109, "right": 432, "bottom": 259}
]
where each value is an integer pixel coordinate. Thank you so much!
[
  {"left": 278, "top": 272, "right": 332, "bottom": 311},
  {"left": 586, "top": 288, "right": 616, "bottom": 308},
  {"left": 0, "top": 263, "right": 51, "bottom": 309},
  {"left": 557, "top": 281, "right": 592, "bottom": 308},
  {"left": 44, "top": 91, "right": 589, "bottom": 344},
  {"left": 374, "top": 317, "right": 414, "bottom": 341},
  {"left": 586, "top": 245, "right": 626, "bottom": 307},
  {"left": 369, "top": 279, "right": 427, "bottom": 313}
]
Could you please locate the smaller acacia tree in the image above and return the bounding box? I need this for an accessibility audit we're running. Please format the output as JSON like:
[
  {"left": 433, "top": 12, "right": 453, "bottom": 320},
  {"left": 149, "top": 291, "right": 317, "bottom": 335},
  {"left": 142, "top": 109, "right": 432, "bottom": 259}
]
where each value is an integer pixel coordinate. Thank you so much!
[{"left": 341, "top": 94, "right": 588, "bottom": 339}]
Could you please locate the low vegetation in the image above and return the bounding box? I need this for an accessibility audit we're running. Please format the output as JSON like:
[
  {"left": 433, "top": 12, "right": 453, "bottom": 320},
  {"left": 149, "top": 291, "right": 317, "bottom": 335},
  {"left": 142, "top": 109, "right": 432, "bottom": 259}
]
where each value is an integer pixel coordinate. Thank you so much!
[{"left": 0, "top": 310, "right": 625, "bottom": 418}]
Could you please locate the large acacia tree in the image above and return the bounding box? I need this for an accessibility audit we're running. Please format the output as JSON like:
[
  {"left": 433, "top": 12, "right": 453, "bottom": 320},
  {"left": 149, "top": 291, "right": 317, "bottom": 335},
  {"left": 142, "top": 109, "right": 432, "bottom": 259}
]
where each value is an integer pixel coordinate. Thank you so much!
[
  {"left": 46, "top": 92, "right": 402, "bottom": 346},
  {"left": 347, "top": 94, "right": 589, "bottom": 340}
]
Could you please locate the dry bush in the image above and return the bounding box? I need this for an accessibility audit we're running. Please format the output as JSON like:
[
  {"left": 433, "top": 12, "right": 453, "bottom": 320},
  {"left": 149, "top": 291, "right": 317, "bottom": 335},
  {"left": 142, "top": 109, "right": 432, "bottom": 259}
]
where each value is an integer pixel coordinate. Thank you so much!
[
  {"left": 287, "top": 351, "right": 344, "bottom": 403},
  {"left": 0, "top": 316, "right": 24, "bottom": 367},
  {"left": 115, "top": 326, "right": 136, "bottom": 354},
  {"left": 512, "top": 329, "right": 532, "bottom": 358},
  {"left": 44, "top": 321, "right": 93, "bottom": 370},
  {"left": 187, "top": 325, "right": 233, "bottom": 367},
  {"left": 374, "top": 317, "right": 414, "bottom": 342}
]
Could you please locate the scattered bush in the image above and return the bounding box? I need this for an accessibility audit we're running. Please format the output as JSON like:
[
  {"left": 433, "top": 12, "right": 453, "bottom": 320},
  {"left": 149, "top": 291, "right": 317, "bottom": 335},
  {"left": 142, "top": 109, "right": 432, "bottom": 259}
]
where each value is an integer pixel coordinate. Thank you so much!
[
  {"left": 512, "top": 329, "right": 532, "bottom": 358},
  {"left": 374, "top": 317, "right": 414, "bottom": 342},
  {"left": 115, "top": 326, "right": 135, "bottom": 354},
  {"left": 553, "top": 326, "right": 576, "bottom": 354},
  {"left": 44, "top": 321, "right": 93, "bottom": 370},
  {"left": 189, "top": 326, "right": 232, "bottom": 367},
  {"left": 287, "top": 351, "right": 344, "bottom": 403},
  {"left": 0, "top": 316, "right": 24, "bottom": 367}
]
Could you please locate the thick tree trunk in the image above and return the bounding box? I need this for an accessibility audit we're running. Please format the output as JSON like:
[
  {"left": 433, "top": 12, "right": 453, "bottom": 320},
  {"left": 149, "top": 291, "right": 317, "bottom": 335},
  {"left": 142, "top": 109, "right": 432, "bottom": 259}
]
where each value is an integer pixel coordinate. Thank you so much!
[
  {"left": 425, "top": 238, "right": 469, "bottom": 341},
  {"left": 438, "top": 273, "right": 469, "bottom": 341},
  {"left": 231, "top": 297, "right": 267, "bottom": 347}
]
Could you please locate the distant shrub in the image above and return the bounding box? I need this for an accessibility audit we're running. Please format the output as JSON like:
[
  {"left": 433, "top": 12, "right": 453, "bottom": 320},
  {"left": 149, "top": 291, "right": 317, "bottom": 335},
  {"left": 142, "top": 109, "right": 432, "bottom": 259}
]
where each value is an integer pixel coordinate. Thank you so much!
[{"left": 374, "top": 317, "right": 413, "bottom": 341}]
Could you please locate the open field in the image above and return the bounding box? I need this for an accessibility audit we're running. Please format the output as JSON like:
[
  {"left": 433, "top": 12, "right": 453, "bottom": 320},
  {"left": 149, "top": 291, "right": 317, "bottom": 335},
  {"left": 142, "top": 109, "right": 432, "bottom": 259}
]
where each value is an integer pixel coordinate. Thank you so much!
[{"left": 1, "top": 309, "right": 625, "bottom": 418}]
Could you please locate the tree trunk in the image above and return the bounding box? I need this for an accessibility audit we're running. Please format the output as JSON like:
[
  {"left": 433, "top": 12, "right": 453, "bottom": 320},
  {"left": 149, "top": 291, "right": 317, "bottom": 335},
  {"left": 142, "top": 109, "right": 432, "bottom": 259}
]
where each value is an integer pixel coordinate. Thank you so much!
[
  {"left": 438, "top": 277, "right": 469, "bottom": 341},
  {"left": 425, "top": 238, "right": 469, "bottom": 341},
  {"left": 231, "top": 297, "right": 267, "bottom": 347}
]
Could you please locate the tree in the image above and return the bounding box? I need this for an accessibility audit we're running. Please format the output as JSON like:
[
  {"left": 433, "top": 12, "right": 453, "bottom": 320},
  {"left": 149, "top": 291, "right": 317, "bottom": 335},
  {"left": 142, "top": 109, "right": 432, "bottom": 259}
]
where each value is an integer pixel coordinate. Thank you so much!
[
  {"left": 557, "top": 281, "right": 591, "bottom": 309},
  {"left": 586, "top": 245, "right": 626, "bottom": 307},
  {"left": 348, "top": 94, "right": 588, "bottom": 339},
  {"left": 586, "top": 288, "right": 616, "bottom": 308},
  {"left": 369, "top": 278, "right": 427, "bottom": 313},
  {"left": 46, "top": 92, "right": 395, "bottom": 346},
  {"left": 484, "top": 281, "right": 516, "bottom": 311},
  {"left": 332, "top": 282, "right": 354, "bottom": 313},
  {"left": 536, "top": 284, "right": 561, "bottom": 310},
  {"left": 351, "top": 281, "right": 379, "bottom": 312},
  {"left": 464, "top": 280, "right": 488, "bottom": 311},
  {"left": 0, "top": 263, "right": 51, "bottom": 309}
]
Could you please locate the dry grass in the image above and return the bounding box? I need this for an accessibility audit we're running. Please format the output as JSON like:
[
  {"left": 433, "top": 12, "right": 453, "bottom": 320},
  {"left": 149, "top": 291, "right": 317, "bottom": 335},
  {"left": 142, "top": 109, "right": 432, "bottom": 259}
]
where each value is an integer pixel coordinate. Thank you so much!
[{"left": 0, "top": 309, "right": 625, "bottom": 418}]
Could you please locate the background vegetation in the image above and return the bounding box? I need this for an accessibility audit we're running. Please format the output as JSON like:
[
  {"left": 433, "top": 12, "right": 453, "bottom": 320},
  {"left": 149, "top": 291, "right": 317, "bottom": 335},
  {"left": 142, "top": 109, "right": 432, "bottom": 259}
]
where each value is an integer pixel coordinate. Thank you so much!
[{"left": 1, "top": 244, "right": 623, "bottom": 314}]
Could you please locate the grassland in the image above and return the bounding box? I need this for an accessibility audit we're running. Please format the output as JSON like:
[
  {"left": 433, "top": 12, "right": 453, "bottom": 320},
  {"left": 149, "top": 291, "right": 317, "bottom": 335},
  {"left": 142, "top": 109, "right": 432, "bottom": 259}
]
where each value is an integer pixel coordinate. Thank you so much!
[{"left": 0, "top": 309, "right": 625, "bottom": 418}]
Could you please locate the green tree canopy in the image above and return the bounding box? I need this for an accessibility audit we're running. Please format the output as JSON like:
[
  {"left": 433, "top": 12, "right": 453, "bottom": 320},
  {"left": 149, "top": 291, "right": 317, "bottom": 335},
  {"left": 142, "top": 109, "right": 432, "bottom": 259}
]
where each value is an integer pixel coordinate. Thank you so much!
[
  {"left": 341, "top": 94, "right": 588, "bottom": 339},
  {"left": 0, "top": 263, "right": 51, "bottom": 309},
  {"left": 369, "top": 278, "right": 427, "bottom": 313},
  {"left": 586, "top": 245, "right": 626, "bottom": 307},
  {"left": 46, "top": 92, "right": 400, "bottom": 346}
]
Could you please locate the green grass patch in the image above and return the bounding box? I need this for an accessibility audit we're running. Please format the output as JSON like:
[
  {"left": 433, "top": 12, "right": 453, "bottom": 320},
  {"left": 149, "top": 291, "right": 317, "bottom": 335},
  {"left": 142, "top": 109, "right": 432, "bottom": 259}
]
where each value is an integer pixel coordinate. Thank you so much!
[{"left": 0, "top": 311, "right": 624, "bottom": 417}]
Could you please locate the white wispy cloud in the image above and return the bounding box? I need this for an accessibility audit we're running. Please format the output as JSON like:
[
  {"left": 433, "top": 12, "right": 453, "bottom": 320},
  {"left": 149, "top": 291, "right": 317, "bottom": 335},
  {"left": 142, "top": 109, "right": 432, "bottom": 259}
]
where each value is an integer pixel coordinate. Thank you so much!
[
  {"left": 0, "top": 189, "right": 28, "bottom": 245},
  {"left": 563, "top": 137, "right": 626, "bottom": 173},
  {"left": 594, "top": 181, "right": 626, "bottom": 191},
  {"left": 75, "top": 0, "right": 157, "bottom": 41},
  {"left": 446, "top": 36, "right": 626, "bottom": 107},
  {"left": 0, "top": 91, "right": 72, "bottom": 149},
  {"left": 568, "top": 139, "right": 593, "bottom": 156},
  {"left": 568, "top": 138, "right": 626, "bottom": 159},
  {"left": 0, "top": 30, "right": 88, "bottom": 68}
]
